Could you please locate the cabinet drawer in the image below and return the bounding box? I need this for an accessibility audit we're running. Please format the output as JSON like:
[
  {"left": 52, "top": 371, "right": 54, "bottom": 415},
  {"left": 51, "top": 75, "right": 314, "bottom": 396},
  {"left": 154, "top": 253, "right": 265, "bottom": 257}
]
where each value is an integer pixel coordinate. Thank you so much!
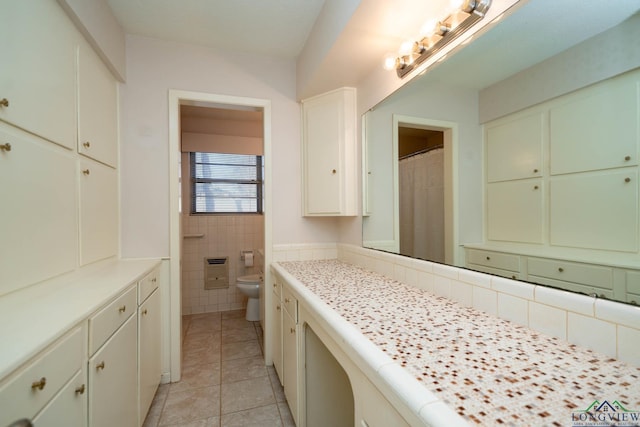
[
  {"left": 466, "top": 249, "right": 521, "bottom": 272},
  {"left": 625, "top": 271, "right": 640, "bottom": 305},
  {"left": 32, "top": 370, "right": 87, "bottom": 427},
  {"left": 89, "top": 285, "right": 137, "bottom": 355},
  {"left": 528, "top": 258, "right": 613, "bottom": 290},
  {"left": 272, "top": 273, "right": 282, "bottom": 298},
  {"left": 283, "top": 286, "right": 298, "bottom": 322},
  {"left": 0, "top": 326, "right": 84, "bottom": 426},
  {"left": 138, "top": 266, "right": 160, "bottom": 304}
]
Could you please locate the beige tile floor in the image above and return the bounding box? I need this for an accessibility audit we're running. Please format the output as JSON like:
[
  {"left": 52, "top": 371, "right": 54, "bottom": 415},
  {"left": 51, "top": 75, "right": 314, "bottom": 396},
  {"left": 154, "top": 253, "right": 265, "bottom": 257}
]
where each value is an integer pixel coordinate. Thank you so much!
[{"left": 143, "top": 310, "right": 295, "bottom": 427}]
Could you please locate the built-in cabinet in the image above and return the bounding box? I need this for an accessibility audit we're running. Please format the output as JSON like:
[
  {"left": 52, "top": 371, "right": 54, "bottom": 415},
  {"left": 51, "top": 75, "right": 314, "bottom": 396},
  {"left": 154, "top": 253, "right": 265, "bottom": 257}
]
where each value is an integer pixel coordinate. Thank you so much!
[
  {"left": 479, "top": 69, "right": 640, "bottom": 300},
  {"left": 138, "top": 269, "right": 162, "bottom": 426},
  {"left": 464, "top": 247, "right": 640, "bottom": 302},
  {"left": 282, "top": 285, "right": 299, "bottom": 423},
  {"left": 0, "top": 262, "right": 162, "bottom": 427},
  {"left": 0, "top": 327, "right": 86, "bottom": 427},
  {"left": 271, "top": 269, "right": 299, "bottom": 423},
  {"left": 77, "top": 41, "right": 118, "bottom": 168},
  {"left": 0, "top": 123, "right": 78, "bottom": 295},
  {"left": 484, "top": 69, "right": 639, "bottom": 252},
  {"left": 271, "top": 275, "right": 283, "bottom": 383},
  {"left": 0, "top": 0, "right": 119, "bottom": 296},
  {"left": 0, "top": 0, "right": 77, "bottom": 149},
  {"left": 301, "top": 87, "right": 358, "bottom": 216},
  {"left": 270, "top": 264, "right": 420, "bottom": 427}
]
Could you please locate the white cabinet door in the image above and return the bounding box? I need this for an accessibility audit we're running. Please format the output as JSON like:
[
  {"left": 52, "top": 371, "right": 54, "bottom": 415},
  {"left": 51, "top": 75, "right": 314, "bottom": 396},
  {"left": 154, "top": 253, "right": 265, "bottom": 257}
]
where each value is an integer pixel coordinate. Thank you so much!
[
  {"left": 0, "top": 0, "right": 77, "bottom": 148},
  {"left": 283, "top": 310, "right": 298, "bottom": 423},
  {"left": 32, "top": 370, "right": 87, "bottom": 427},
  {"left": 139, "top": 288, "right": 161, "bottom": 425},
  {"left": 486, "top": 112, "right": 544, "bottom": 182},
  {"left": 78, "top": 41, "right": 118, "bottom": 168},
  {"left": 271, "top": 287, "right": 283, "bottom": 384},
  {"left": 0, "top": 123, "right": 77, "bottom": 295},
  {"left": 79, "top": 159, "right": 118, "bottom": 266},
  {"left": 550, "top": 170, "right": 638, "bottom": 252},
  {"left": 302, "top": 87, "right": 357, "bottom": 216},
  {"left": 487, "top": 179, "right": 544, "bottom": 243},
  {"left": 89, "top": 314, "right": 138, "bottom": 427},
  {"left": 549, "top": 74, "right": 639, "bottom": 175}
]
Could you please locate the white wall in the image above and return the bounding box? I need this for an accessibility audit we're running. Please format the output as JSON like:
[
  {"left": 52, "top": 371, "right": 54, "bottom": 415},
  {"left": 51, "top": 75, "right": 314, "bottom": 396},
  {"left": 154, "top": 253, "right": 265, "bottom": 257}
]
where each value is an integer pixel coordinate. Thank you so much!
[
  {"left": 362, "top": 83, "right": 482, "bottom": 247},
  {"left": 479, "top": 12, "right": 640, "bottom": 123},
  {"left": 120, "top": 35, "right": 341, "bottom": 258}
]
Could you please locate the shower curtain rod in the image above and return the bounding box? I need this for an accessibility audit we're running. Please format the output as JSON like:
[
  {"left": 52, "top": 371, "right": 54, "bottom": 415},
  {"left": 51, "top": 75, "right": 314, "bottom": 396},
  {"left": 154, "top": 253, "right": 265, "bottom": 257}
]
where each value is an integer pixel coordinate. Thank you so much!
[{"left": 399, "top": 144, "right": 444, "bottom": 160}]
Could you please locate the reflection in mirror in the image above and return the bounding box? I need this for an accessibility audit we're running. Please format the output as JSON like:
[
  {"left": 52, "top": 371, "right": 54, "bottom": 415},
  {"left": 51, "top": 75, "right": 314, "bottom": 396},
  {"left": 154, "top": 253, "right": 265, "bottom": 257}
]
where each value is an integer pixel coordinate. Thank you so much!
[
  {"left": 398, "top": 126, "right": 444, "bottom": 263},
  {"left": 362, "top": 0, "right": 640, "bottom": 305}
]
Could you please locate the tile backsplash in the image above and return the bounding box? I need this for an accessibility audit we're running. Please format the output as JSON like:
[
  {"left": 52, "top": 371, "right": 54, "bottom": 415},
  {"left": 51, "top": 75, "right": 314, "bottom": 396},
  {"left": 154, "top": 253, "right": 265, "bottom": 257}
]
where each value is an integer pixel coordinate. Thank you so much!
[
  {"left": 272, "top": 242, "right": 640, "bottom": 367},
  {"left": 182, "top": 214, "right": 264, "bottom": 314}
]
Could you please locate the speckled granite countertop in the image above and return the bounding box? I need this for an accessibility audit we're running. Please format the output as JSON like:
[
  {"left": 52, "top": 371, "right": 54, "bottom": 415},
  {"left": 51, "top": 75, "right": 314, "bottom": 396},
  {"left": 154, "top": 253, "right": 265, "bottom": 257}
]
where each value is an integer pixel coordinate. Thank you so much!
[{"left": 278, "top": 259, "right": 640, "bottom": 426}]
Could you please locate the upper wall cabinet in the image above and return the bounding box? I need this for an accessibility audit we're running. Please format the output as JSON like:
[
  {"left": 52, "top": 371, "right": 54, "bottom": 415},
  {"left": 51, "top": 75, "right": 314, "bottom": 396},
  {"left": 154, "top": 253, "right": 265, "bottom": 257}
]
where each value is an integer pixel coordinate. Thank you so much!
[
  {"left": 0, "top": 123, "right": 78, "bottom": 296},
  {"left": 79, "top": 158, "right": 118, "bottom": 266},
  {"left": 78, "top": 41, "right": 118, "bottom": 168},
  {"left": 301, "top": 87, "right": 358, "bottom": 216},
  {"left": 484, "top": 68, "right": 640, "bottom": 254},
  {"left": 0, "top": 0, "right": 77, "bottom": 149},
  {"left": 486, "top": 112, "right": 544, "bottom": 183},
  {"left": 549, "top": 74, "right": 639, "bottom": 175}
]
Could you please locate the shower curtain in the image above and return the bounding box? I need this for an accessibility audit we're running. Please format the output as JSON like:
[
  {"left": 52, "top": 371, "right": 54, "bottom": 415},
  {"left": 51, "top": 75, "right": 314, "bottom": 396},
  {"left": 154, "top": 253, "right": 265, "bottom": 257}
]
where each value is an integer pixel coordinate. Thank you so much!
[{"left": 399, "top": 147, "right": 445, "bottom": 263}]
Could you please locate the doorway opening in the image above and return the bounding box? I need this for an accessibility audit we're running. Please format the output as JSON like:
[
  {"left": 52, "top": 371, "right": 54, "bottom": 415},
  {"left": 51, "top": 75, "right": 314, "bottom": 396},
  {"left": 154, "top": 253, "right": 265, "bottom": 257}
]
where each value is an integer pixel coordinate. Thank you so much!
[
  {"left": 169, "top": 91, "right": 272, "bottom": 382},
  {"left": 398, "top": 127, "right": 445, "bottom": 263},
  {"left": 393, "top": 115, "right": 458, "bottom": 265}
]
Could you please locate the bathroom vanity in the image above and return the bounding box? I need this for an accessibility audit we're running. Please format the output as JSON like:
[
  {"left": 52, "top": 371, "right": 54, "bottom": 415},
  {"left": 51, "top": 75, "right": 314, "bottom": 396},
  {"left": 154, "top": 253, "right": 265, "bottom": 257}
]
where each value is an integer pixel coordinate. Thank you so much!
[
  {"left": 270, "top": 257, "right": 640, "bottom": 426},
  {"left": 0, "top": 259, "right": 162, "bottom": 427}
]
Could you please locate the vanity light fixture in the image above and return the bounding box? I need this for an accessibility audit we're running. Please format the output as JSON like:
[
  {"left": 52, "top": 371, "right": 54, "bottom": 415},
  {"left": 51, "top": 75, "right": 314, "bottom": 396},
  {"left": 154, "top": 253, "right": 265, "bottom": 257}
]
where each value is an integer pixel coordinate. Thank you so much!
[{"left": 386, "top": 0, "right": 491, "bottom": 78}]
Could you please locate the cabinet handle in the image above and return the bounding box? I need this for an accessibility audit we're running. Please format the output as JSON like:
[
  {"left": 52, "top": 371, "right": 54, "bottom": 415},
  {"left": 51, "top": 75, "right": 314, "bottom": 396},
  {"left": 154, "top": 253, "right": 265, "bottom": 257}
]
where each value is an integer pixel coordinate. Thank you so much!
[
  {"left": 0, "top": 143, "right": 11, "bottom": 152},
  {"left": 31, "top": 377, "right": 46, "bottom": 391},
  {"left": 152, "top": 277, "right": 157, "bottom": 283},
  {"left": 0, "top": 98, "right": 8, "bottom": 107},
  {"left": 119, "top": 305, "right": 126, "bottom": 313},
  {"left": 83, "top": 141, "right": 91, "bottom": 148},
  {"left": 142, "top": 309, "right": 148, "bottom": 316},
  {"left": 533, "top": 168, "right": 538, "bottom": 173},
  {"left": 625, "top": 177, "right": 631, "bottom": 183},
  {"left": 534, "top": 185, "right": 539, "bottom": 190},
  {"left": 82, "top": 169, "right": 90, "bottom": 175},
  {"left": 290, "top": 328, "right": 295, "bottom": 334},
  {"left": 332, "top": 169, "right": 337, "bottom": 174},
  {"left": 273, "top": 283, "right": 278, "bottom": 289},
  {"left": 558, "top": 267, "right": 564, "bottom": 272},
  {"left": 276, "top": 305, "right": 281, "bottom": 311},
  {"left": 75, "top": 384, "right": 86, "bottom": 395},
  {"left": 284, "top": 298, "right": 290, "bottom": 303},
  {"left": 486, "top": 256, "right": 490, "bottom": 260},
  {"left": 625, "top": 155, "right": 631, "bottom": 161},
  {"left": 96, "top": 361, "right": 105, "bottom": 370}
]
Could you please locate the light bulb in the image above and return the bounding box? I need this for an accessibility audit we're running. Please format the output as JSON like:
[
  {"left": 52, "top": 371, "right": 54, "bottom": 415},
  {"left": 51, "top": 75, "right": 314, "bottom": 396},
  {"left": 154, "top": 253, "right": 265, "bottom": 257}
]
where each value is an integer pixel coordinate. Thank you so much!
[
  {"left": 419, "top": 19, "right": 437, "bottom": 38},
  {"left": 383, "top": 54, "right": 397, "bottom": 71},
  {"left": 398, "top": 40, "right": 414, "bottom": 56}
]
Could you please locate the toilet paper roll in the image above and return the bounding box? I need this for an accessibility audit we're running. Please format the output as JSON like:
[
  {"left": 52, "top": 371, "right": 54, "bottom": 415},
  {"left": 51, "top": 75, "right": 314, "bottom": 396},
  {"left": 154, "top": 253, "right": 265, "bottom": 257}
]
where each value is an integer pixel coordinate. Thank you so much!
[{"left": 244, "top": 252, "right": 254, "bottom": 267}]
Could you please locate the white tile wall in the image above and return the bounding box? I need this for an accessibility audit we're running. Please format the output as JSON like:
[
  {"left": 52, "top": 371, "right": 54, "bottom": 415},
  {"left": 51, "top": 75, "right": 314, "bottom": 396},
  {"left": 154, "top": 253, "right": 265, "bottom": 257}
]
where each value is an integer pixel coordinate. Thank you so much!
[
  {"left": 182, "top": 214, "right": 264, "bottom": 315},
  {"left": 270, "top": 242, "right": 640, "bottom": 367},
  {"left": 334, "top": 244, "right": 640, "bottom": 368}
]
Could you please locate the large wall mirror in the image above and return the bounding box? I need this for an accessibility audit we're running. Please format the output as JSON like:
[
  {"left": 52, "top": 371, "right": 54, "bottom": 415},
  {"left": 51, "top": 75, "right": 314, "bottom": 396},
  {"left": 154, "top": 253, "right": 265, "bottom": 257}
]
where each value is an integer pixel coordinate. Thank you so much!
[{"left": 362, "top": 0, "right": 640, "bottom": 305}]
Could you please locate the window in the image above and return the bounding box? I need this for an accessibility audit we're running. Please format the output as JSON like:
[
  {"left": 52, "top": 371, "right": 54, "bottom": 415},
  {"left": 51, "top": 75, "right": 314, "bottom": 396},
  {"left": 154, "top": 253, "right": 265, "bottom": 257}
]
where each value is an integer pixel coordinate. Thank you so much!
[{"left": 190, "top": 152, "right": 263, "bottom": 214}]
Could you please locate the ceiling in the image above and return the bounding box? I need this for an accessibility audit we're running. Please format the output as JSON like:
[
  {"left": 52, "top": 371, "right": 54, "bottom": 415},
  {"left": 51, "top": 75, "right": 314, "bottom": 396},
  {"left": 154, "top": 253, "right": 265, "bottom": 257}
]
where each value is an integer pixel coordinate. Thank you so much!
[
  {"left": 107, "top": 0, "right": 640, "bottom": 102},
  {"left": 106, "top": 0, "right": 326, "bottom": 59}
]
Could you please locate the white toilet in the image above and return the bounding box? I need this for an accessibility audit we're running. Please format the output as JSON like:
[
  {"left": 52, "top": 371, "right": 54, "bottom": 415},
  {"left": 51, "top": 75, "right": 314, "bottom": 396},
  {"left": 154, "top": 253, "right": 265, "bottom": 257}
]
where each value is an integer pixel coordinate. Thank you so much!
[{"left": 236, "top": 274, "right": 262, "bottom": 321}]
